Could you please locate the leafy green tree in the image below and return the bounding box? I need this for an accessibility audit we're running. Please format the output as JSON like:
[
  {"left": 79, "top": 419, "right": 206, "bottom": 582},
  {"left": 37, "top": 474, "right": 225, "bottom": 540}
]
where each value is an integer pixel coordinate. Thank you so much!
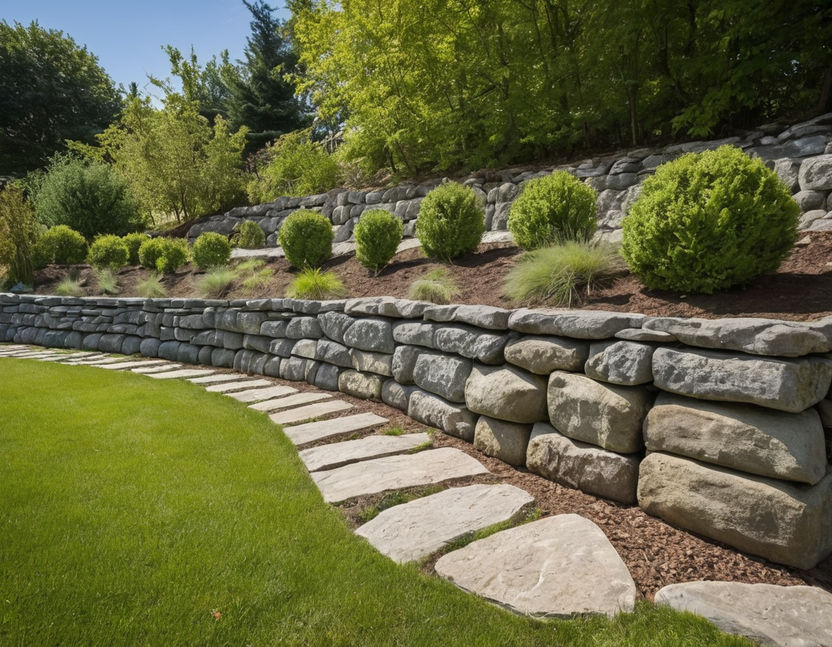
[{"left": 0, "top": 21, "right": 121, "bottom": 176}]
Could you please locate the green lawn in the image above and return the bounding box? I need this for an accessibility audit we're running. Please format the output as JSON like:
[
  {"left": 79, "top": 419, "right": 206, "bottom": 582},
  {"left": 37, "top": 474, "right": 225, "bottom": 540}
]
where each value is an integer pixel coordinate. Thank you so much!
[{"left": 0, "top": 358, "right": 751, "bottom": 646}]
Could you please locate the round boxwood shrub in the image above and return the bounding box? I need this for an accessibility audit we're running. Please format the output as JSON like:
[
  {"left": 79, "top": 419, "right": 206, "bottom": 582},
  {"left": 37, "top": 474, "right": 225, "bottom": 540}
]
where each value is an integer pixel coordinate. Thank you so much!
[
  {"left": 508, "top": 171, "right": 597, "bottom": 250},
  {"left": 87, "top": 235, "right": 129, "bottom": 270},
  {"left": 278, "top": 209, "right": 333, "bottom": 269},
  {"left": 237, "top": 220, "right": 266, "bottom": 249},
  {"left": 192, "top": 232, "right": 232, "bottom": 269},
  {"left": 36, "top": 225, "right": 88, "bottom": 265},
  {"left": 621, "top": 146, "right": 800, "bottom": 294},
  {"left": 354, "top": 209, "right": 403, "bottom": 274},
  {"left": 122, "top": 232, "right": 149, "bottom": 265},
  {"left": 155, "top": 238, "right": 190, "bottom": 274},
  {"left": 416, "top": 182, "right": 484, "bottom": 261},
  {"left": 138, "top": 238, "right": 166, "bottom": 270}
]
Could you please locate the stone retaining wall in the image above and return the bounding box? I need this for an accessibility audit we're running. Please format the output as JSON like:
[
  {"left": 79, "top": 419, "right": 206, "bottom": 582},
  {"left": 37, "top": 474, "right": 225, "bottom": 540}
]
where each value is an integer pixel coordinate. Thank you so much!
[
  {"left": 188, "top": 113, "right": 832, "bottom": 246},
  {"left": 2, "top": 293, "right": 831, "bottom": 569}
]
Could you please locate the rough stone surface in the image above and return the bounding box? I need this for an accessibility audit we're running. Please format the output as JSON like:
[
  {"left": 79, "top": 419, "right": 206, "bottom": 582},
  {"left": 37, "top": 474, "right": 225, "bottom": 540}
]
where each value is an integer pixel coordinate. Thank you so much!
[
  {"left": 799, "top": 154, "right": 832, "bottom": 191},
  {"left": 298, "top": 432, "right": 431, "bottom": 472},
  {"left": 526, "top": 423, "right": 640, "bottom": 503},
  {"left": 412, "top": 351, "right": 472, "bottom": 403},
  {"left": 503, "top": 335, "right": 589, "bottom": 374},
  {"left": 644, "top": 393, "right": 827, "bottom": 484},
  {"left": 311, "top": 447, "right": 488, "bottom": 503},
  {"left": 547, "top": 372, "right": 651, "bottom": 453},
  {"left": 283, "top": 412, "right": 388, "bottom": 445},
  {"left": 227, "top": 385, "right": 297, "bottom": 402},
  {"left": 381, "top": 380, "right": 414, "bottom": 411},
  {"left": 473, "top": 417, "right": 531, "bottom": 466},
  {"left": 508, "top": 309, "right": 645, "bottom": 339},
  {"left": 249, "top": 391, "right": 332, "bottom": 412},
  {"left": 349, "top": 349, "right": 393, "bottom": 376},
  {"left": 204, "top": 378, "right": 274, "bottom": 393},
  {"left": 146, "top": 368, "right": 215, "bottom": 380},
  {"left": 434, "top": 514, "right": 636, "bottom": 618},
  {"left": 356, "top": 484, "right": 534, "bottom": 563},
  {"left": 188, "top": 373, "right": 250, "bottom": 385},
  {"left": 338, "top": 370, "right": 383, "bottom": 400},
  {"left": 392, "top": 321, "right": 436, "bottom": 348},
  {"left": 655, "top": 582, "right": 832, "bottom": 647},
  {"left": 343, "top": 318, "right": 394, "bottom": 353},
  {"left": 584, "top": 340, "right": 655, "bottom": 385},
  {"left": 652, "top": 348, "right": 832, "bottom": 413},
  {"left": 433, "top": 325, "right": 508, "bottom": 364},
  {"left": 269, "top": 399, "right": 354, "bottom": 425},
  {"left": 465, "top": 364, "right": 547, "bottom": 424},
  {"left": 408, "top": 389, "right": 477, "bottom": 441},
  {"left": 638, "top": 452, "right": 832, "bottom": 569}
]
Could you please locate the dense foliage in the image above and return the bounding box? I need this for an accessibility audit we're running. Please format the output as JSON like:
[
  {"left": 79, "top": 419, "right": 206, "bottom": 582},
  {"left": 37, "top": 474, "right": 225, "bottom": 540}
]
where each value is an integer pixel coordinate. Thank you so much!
[
  {"left": 354, "top": 209, "right": 403, "bottom": 274},
  {"left": 154, "top": 238, "right": 190, "bottom": 274},
  {"left": 416, "top": 183, "right": 484, "bottom": 261},
  {"left": 508, "top": 172, "right": 597, "bottom": 250},
  {"left": 292, "top": 0, "right": 832, "bottom": 175},
  {"left": 192, "top": 232, "right": 232, "bottom": 269},
  {"left": 236, "top": 220, "right": 266, "bottom": 248},
  {"left": 0, "top": 185, "right": 40, "bottom": 285},
  {"left": 87, "top": 235, "right": 129, "bottom": 270},
  {"left": 122, "top": 233, "right": 150, "bottom": 266},
  {"left": 30, "top": 155, "right": 143, "bottom": 240},
  {"left": 621, "top": 146, "right": 799, "bottom": 293},
  {"left": 0, "top": 21, "right": 121, "bottom": 175},
  {"left": 36, "top": 225, "right": 89, "bottom": 266},
  {"left": 138, "top": 238, "right": 167, "bottom": 270},
  {"left": 278, "top": 209, "right": 333, "bottom": 268}
]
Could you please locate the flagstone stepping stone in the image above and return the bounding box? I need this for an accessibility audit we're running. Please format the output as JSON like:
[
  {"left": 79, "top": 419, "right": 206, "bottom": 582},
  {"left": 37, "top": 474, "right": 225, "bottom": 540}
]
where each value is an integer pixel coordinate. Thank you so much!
[
  {"left": 434, "top": 513, "right": 636, "bottom": 618},
  {"left": 188, "top": 373, "right": 250, "bottom": 385},
  {"left": 61, "top": 353, "right": 108, "bottom": 363},
  {"left": 204, "top": 378, "right": 274, "bottom": 393},
  {"left": 228, "top": 385, "right": 298, "bottom": 402},
  {"left": 283, "top": 412, "right": 390, "bottom": 445},
  {"left": 356, "top": 484, "right": 534, "bottom": 563},
  {"left": 147, "top": 368, "right": 216, "bottom": 380},
  {"left": 132, "top": 364, "right": 183, "bottom": 374},
  {"left": 71, "top": 357, "right": 125, "bottom": 365},
  {"left": 250, "top": 391, "right": 333, "bottom": 412},
  {"left": 17, "top": 352, "right": 64, "bottom": 359},
  {"left": 655, "top": 581, "right": 832, "bottom": 647},
  {"left": 268, "top": 400, "right": 354, "bottom": 425},
  {"left": 311, "top": 447, "right": 489, "bottom": 503},
  {"left": 100, "top": 360, "right": 168, "bottom": 370},
  {"left": 299, "top": 432, "right": 432, "bottom": 472}
]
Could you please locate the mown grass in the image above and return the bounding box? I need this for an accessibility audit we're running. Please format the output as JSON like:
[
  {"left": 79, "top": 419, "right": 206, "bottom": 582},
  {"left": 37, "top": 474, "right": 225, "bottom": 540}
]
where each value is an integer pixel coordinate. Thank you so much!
[{"left": 0, "top": 359, "right": 751, "bottom": 647}]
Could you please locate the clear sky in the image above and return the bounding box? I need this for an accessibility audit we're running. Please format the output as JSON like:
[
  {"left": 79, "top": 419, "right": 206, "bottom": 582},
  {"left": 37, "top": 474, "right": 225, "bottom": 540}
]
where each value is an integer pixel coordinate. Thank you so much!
[{"left": 0, "top": 0, "right": 291, "bottom": 98}]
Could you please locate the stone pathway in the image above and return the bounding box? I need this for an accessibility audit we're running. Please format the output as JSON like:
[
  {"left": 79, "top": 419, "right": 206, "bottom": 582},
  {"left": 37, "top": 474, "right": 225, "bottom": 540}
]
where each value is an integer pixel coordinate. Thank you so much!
[{"left": 2, "top": 342, "right": 830, "bottom": 644}]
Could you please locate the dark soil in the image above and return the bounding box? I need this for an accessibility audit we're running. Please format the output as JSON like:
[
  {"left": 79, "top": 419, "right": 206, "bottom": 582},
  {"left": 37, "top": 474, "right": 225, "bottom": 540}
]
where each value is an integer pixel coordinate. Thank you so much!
[{"left": 33, "top": 231, "right": 832, "bottom": 321}]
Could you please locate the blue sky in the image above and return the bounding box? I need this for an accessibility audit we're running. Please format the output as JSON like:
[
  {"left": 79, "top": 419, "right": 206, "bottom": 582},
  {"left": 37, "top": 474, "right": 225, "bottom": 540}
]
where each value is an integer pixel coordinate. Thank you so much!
[{"left": 1, "top": 0, "right": 290, "bottom": 98}]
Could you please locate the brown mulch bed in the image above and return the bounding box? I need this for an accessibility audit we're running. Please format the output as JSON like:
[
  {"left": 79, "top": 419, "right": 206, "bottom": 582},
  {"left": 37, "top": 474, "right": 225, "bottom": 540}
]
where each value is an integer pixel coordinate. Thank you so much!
[{"left": 33, "top": 231, "right": 832, "bottom": 321}]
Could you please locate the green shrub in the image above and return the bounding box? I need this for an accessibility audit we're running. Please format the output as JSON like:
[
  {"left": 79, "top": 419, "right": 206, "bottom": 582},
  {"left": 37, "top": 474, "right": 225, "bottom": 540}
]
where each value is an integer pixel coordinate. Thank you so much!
[
  {"left": 135, "top": 273, "right": 167, "bottom": 298},
  {"left": 237, "top": 220, "right": 266, "bottom": 249},
  {"left": 354, "top": 209, "right": 403, "bottom": 274},
  {"left": 278, "top": 209, "right": 333, "bottom": 269},
  {"left": 508, "top": 171, "right": 597, "bottom": 250},
  {"left": 37, "top": 225, "right": 89, "bottom": 265},
  {"left": 94, "top": 268, "right": 120, "bottom": 295},
  {"left": 138, "top": 238, "right": 165, "bottom": 270},
  {"left": 504, "top": 241, "right": 623, "bottom": 306},
  {"left": 408, "top": 268, "right": 460, "bottom": 304},
  {"left": 416, "top": 182, "right": 484, "bottom": 261},
  {"left": 196, "top": 266, "right": 238, "bottom": 298},
  {"left": 55, "top": 275, "right": 84, "bottom": 297},
  {"left": 155, "top": 238, "right": 189, "bottom": 274},
  {"left": 87, "top": 235, "right": 129, "bottom": 270},
  {"left": 621, "top": 146, "right": 800, "bottom": 293},
  {"left": 30, "top": 154, "right": 143, "bottom": 240},
  {"left": 191, "top": 232, "right": 232, "bottom": 270},
  {"left": 286, "top": 268, "right": 346, "bottom": 300},
  {"left": 122, "top": 233, "right": 149, "bottom": 265},
  {"left": 0, "top": 185, "right": 41, "bottom": 285}
]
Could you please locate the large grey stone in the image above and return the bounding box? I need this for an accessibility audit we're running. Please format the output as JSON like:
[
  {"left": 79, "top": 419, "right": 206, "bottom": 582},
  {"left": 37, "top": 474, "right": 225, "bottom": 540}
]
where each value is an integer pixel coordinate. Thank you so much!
[
  {"left": 433, "top": 325, "right": 508, "bottom": 364},
  {"left": 652, "top": 347, "right": 832, "bottom": 413},
  {"left": 227, "top": 384, "right": 297, "bottom": 402},
  {"left": 584, "top": 340, "right": 655, "bottom": 385},
  {"left": 311, "top": 447, "right": 488, "bottom": 503},
  {"left": 283, "top": 412, "right": 388, "bottom": 445},
  {"left": 317, "top": 311, "right": 354, "bottom": 344},
  {"left": 526, "top": 423, "right": 639, "bottom": 503},
  {"left": 423, "top": 304, "right": 511, "bottom": 330},
  {"left": 638, "top": 452, "right": 832, "bottom": 569},
  {"left": 204, "top": 378, "right": 273, "bottom": 393},
  {"left": 298, "top": 432, "right": 431, "bottom": 472},
  {"left": 381, "top": 380, "right": 414, "bottom": 411},
  {"left": 392, "top": 321, "right": 436, "bottom": 348},
  {"left": 473, "top": 417, "right": 531, "bottom": 466},
  {"left": 338, "top": 370, "right": 383, "bottom": 400},
  {"left": 249, "top": 391, "right": 332, "bottom": 412},
  {"left": 349, "top": 349, "right": 392, "bottom": 376},
  {"left": 547, "top": 372, "right": 651, "bottom": 453},
  {"left": 508, "top": 309, "right": 645, "bottom": 339},
  {"left": 655, "top": 581, "right": 832, "bottom": 647},
  {"left": 391, "top": 345, "right": 421, "bottom": 384},
  {"left": 356, "top": 484, "right": 533, "bottom": 563},
  {"left": 434, "top": 514, "right": 635, "bottom": 618},
  {"left": 503, "top": 335, "right": 589, "bottom": 374},
  {"left": 412, "top": 351, "right": 472, "bottom": 403},
  {"left": 269, "top": 399, "right": 354, "bottom": 425},
  {"left": 407, "top": 389, "right": 477, "bottom": 441},
  {"left": 315, "top": 339, "right": 352, "bottom": 367},
  {"left": 799, "top": 154, "right": 832, "bottom": 191},
  {"left": 645, "top": 392, "right": 827, "bottom": 484},
  {"left": 465, "top": 364, "right": 547, "bottom": 424},
  {"left": 343, "top": 318, "right": 394, "bottom": 353}
]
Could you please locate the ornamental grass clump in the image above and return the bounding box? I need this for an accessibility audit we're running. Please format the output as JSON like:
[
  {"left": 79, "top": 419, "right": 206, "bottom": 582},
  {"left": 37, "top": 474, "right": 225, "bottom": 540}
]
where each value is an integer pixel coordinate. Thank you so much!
[
  {"left": 416, "top": 182, "right": 484, "bottom": 261},
  {"left": 278, "top": 209, "right": 333, "bottom": 269},
  {"left": 408, "top": 267, "right": 460, "bottom": 304},
  {"left": 135, "top": 273, "right": 167, "bottom": 298},
  {"left": 286, "top": 268, "right": 346, "bottom": 300},
  {"left": 236, "top": 259, "right": 274, "bottom": 295},
  {"left": 507, "top": 171, "right": 597, "bottom": 250},
  {"left": 354, "top": 209, "right": 403, "bottom": 274},
  {"left": 94, "top": 268, "right": 119, "bottom": 295},
  {"left": 196, "top": 266, "right": 238, "bottom": 298},
  {"left": 621, "top": 145, "right": 799, "bottom": 293}
]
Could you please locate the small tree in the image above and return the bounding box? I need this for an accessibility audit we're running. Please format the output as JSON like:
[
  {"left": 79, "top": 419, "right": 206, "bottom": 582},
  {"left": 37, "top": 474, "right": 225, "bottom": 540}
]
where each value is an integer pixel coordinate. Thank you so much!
[{"left": 0, "top": 184, "right": 40, "bottom": 285}]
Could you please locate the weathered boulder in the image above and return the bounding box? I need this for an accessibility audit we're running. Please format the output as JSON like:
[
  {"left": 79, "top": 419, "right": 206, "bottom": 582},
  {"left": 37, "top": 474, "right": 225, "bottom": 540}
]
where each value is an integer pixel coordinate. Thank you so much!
[
  {"left": 381, "top": 380, "right": 415, "bottom": 411},
  {"left": 413, "top": 351, "right": 472, "bottom": 403},
  {"left": 392, "top": 321, "right": 436, "bottom": 348},
  {"left": 508, "top": 308, "right": 645, "bottom": 339},
  {"left": 408, "top": 388, "right": 477, "bottom": 441},
  {"left": 652, "top": 348, "right": 832, "bottom": 413},
  {"left": 503, "top": 335, "right": 589, "bottom": 373},
  {"left": 547, "top": 372, "right": 651, "bottom": 453},
  {"left": 434, "top": 325, "right": 508, "bottom": 364},
  {"left": 315, "top": 339, "right": 352, "bottom": 367},
  {"left": 799, "top": 154, "right": 832, "bottom": 191},
  {"left": 638, "top": 452, "right": 832, "bottom": 569},
  {"left": 465, "top": 364, "right": 548, "bottom": 424},
  {"left": 286, "top": 316, "right": 323, "bottom": 339},
  {"left": 317, "top": 311, "right": 354, "bottom": 344},
  {"left": 526, "top": 423, "right": 639, "bottom": 503},
  {"left": 584, "top": 340, "right": 655, "bottom": 385},
  {"left": 338, "top": 369, "right": 383, "bottom": 400},
  {"left": 343, "top": 318, "right": 395, "bottom": 353},
  {"left": 349, "top": 349, "right": 393, "bottom": 376},
  {"left": 391, "top": 344, "right": 420, "bottom": 384},
  {"left": 644, "top": 393, "right": 827, "bottom": 484},
  {"left": 473, "top": 416, "right": 532, "bottom": 466},
  {"left": 424, "top": 304, "right": 511, "bottom": 330}
]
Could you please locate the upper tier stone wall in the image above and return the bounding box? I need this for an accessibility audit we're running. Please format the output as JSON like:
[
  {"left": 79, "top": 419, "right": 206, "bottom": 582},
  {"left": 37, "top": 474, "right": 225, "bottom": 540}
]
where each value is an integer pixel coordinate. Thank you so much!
[
  {"left": 188, "top": 113, "right": 832, "bottom": 246},
  {"left": 2, "top": 292, "right": 831, "bottom": 569}
]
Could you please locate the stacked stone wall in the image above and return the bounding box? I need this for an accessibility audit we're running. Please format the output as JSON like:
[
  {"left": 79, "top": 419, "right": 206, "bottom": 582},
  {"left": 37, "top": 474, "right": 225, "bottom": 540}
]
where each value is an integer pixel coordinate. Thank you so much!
[
  {"left": 188, "top": 113, "right": 832, "bottom": 246},
  {"left": 2, "top": 292, "right": 831, "bottom": 569}
]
